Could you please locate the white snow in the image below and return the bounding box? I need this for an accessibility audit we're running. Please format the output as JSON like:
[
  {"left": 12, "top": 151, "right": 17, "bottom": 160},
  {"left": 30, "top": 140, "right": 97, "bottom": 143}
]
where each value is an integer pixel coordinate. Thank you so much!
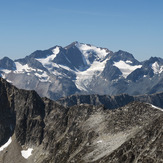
[
  {"left": 58, "top": 64, "right": 73, "bottom": 71},
  {"left": 0, "top": 137, "right": 12, "bottom": 151},
  {"left": 52, "top": 46, "right": 60, "bottom": 56},
  {"left": 151, "top": 104, "right": 163, "bottom": 112},
  {"left": 75, "top": 59, "right": 108, "bottom": 91},
  {"left": 126, "top": 60, "right": 132, "bottom": 64},
  {"left": 74, "top": 43, "right": 111, "bottom": 90},
  {"left": 6, "top": 79, "right": 12, "bottom": 83},
  {"left": 0, "top": 69, "right": 11, "bottom": 74},
  {"left": 36, "top": 46, "right": 69, "bottom": 75},
  {"left": 152, "top": 62, "right": 163, "bottom": 74},
  {"left": 1, "top": 73, "right": 6, "bottom": 79},
  {"left": 35, "top": 71, "right": 48, "bottom": 78},
  {"left": 35, "top": 43, "right": 111, "bottom": 90},
  {"left": 21, "top": 148, "right": 33, "bottom": 159},
  {"left": 97, "top": 140, "right": 103, "bottom": 143},
  {"left": 14, "top": 62, "right": 36, "bottom": 73},
  {"left": 113, "top": 60, "right": 142, "bottom": 78},
  {"left": 36, "top": 47, "right": 60, "bottom": 67},
  {"left": 76, "top": 42, "right": 109, "bottom": 65},
  {"left": 35, "top": 71, "right": 50, "bottom": 82}
]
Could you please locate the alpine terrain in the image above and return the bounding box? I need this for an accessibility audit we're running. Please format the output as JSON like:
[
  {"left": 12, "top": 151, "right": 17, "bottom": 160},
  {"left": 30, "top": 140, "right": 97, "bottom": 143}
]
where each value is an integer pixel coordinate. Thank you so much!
[
  {"left": 0, "top": 77, "right": 163, "bottom": 163},
  {"left": 0, "top": 41, "right": 163, "bottom": 100}
]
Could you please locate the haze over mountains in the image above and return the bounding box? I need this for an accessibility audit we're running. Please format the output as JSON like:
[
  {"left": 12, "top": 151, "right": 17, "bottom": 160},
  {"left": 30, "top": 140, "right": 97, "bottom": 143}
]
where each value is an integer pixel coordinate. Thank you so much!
[{"left": 0, "top": 41, "right": 163, "bottom": 101}]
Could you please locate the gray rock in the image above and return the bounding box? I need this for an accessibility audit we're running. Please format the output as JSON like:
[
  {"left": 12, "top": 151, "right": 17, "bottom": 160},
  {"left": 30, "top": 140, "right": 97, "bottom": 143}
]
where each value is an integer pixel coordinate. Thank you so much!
[{"left": 0, "top": 78, "right": 163, "bottom": 162}]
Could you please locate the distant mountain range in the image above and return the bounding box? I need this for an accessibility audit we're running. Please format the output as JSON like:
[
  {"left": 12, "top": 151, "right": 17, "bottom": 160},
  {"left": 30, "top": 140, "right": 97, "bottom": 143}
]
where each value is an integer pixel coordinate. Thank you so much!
[{"left": 0, "top": 41, "right": 163, "bottom": 100}]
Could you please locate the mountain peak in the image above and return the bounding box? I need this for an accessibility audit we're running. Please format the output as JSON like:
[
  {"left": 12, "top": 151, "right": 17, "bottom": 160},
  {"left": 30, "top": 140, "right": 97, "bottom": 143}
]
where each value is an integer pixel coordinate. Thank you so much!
[
  {"left": 0, "top": 57, "right": 16, "bottom": 70},
  {"left": 65, "top": 41, "right": 80, "bottom": 49},
  {"left": 0, "top": 42, "right": 163, "bottom": 100},
  {"left": 111, "top": 50, "right": 140, "bottom": 66}
]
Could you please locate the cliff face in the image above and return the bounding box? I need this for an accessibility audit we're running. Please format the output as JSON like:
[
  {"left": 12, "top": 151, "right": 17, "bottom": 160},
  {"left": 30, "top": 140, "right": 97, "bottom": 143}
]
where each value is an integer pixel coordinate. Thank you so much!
[
  {"left": 0, "top": 77, "right": 45, "bottom": 147},
  {"left": 0, "top": 78, "right": 15, "bottom": 145},
  {"left": 0, "top": 78, "right": 163, "bottom": 163}
]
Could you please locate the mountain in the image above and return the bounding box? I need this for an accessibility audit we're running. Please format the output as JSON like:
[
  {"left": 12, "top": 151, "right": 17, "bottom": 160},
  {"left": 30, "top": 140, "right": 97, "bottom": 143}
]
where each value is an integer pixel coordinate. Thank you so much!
[
  {"left": 57, "top": 92, "right": 163, "bottom": 109},
  {"left": 0, "top": 78, "right": 163, "bottom": 163},
  {"left": 0, "top": 41, "right": 163, "bottom": 100},
  {"left": 57, "top": 94, "right": 135, "bottom": 109}
]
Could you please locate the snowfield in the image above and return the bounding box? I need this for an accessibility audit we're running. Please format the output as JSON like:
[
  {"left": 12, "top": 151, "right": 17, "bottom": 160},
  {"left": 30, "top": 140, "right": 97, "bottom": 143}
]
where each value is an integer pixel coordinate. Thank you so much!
[
  {"left": 76, "top": 42, "right": 109, "bottom": 65},
  {"left": 15, "top": 62, "right": 36, "bottom": 73},
  {"left": 36, "top": 46, "right": 60, "bottom": 70},
  {"left": 152, "top": 62, "right": 163, "bottom": 74},
  {"left": 75, "top": 59, "right": 108, "bottom": 91},
  {"left": 113, "top": 60, "right": 142, "bottom": 78}
]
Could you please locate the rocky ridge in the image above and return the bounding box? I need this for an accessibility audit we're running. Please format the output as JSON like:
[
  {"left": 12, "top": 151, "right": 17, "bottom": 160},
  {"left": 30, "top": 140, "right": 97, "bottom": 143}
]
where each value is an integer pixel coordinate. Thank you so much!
[
  {"left": 0, "top": 78, "right": 163, "bottom": 163},
  {"left": 57, "top": 92, "right": 163, "bottom": 109}
]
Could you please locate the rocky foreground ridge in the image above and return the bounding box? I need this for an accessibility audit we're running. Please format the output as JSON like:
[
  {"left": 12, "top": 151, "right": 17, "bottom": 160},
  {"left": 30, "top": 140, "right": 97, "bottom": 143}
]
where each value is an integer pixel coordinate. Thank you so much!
[{"left": 0, "top": 77, "right": 163, "bottom": 163}]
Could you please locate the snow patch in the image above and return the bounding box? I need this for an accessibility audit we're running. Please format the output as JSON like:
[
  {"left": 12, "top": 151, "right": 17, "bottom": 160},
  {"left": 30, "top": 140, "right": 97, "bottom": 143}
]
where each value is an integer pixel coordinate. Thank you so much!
[
  {"left": 0, "top": 137, "right": 12, "bottom": 151},
  {"left": 126, "top": 60, "right": 132, "bottom": 64},
  {"left": 97, "top": 140, "right": 103, "bottom": 143},
  {"left": 0, "top": 69, "right": 11, "bottom": 74},
  {"left": 14, "top": 62, "right": 36, "bottom": 73},
  {"left": 1, "top": 73, "right": 6, "bottom": 79},
  {"left": 36, "top": 47, "right": 60, "bottom": 67},
  {"left": 21, "top": 148, "right": 33, "bottom": 159},
  {"left": 35, "top": 71, "right": 50, "bottom": 82},
  {"left": 6, "top": 79, "right": 12, "bottom": 83},
  {"left": 52, "top": 46, "right": 60, "bottom": 55},
  {"left": 76, "top": 42, "right": 109, "bottom": 65},
  {"left": 114, "top": 60, "right": 142, "bottom": 78},
  {"left": 36, "top": 46, "right": 72, "bottom": 75},
  {"left": 152, "top": 62, "right": 163, "bottom": 74},
  {"left": 151, "top": 104, "right": 163, "bottom": 112},
  {"left": 75, "top": 59, "right": 108, "bottom": 91},
  {"left": 35, "top": 71, "right": 48, "bottom": 78}
]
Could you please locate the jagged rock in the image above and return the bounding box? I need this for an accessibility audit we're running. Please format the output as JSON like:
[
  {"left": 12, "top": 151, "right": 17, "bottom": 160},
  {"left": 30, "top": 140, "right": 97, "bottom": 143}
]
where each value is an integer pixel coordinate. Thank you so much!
[
  {"left": 0, "top": 78, "right": 45, "bottom": 147},
  {"left": 0, "top": 78, "right": 163, "bottom": 163}
]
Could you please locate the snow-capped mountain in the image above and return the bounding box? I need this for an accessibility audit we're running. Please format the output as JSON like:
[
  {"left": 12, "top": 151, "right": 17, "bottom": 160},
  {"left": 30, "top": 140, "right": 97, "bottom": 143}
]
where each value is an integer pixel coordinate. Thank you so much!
[{"left": 0, "top": 41, "right": 163, "bottom": 100}]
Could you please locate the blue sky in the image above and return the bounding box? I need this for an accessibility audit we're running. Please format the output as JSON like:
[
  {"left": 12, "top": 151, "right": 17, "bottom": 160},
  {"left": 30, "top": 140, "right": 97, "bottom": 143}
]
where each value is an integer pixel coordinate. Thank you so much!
[{"left": 0, "top": 0, "right": 163, "bottom": 61}]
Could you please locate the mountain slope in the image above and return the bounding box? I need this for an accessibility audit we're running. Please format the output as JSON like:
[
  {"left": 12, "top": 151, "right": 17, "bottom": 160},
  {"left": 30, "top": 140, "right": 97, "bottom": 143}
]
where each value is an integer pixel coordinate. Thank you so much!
[
  {"left": 0, "top": 78, "right": 163, "bottom": 163},
  {"left": 0, "top": 42, "right": 163, "bottom": 100},
  {"left": 57, "top": 92, "right": 163, "bottom": 109}
]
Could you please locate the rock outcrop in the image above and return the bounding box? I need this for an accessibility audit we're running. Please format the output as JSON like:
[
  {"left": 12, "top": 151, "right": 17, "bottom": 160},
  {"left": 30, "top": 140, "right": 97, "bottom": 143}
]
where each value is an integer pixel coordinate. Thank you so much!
[{"left": 0, "top": 78, "right": 163, "bottom": 163}]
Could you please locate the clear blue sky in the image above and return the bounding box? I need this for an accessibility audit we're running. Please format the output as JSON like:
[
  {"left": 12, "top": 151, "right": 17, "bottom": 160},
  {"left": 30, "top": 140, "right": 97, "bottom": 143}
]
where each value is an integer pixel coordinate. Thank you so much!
[{"left": 0, "top": 0, "right": 163, "bottom": 61}]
